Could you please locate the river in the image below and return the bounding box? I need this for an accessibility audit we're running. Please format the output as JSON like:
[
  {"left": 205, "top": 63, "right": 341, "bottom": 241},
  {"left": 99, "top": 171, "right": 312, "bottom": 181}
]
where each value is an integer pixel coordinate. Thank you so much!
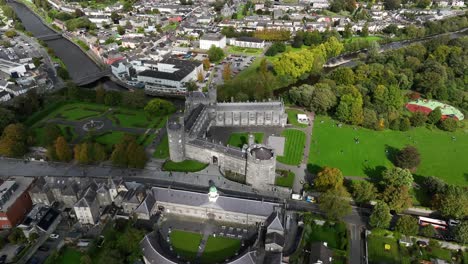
[{"left": 8, "top": 1, "right": 125, "bottom": 90}]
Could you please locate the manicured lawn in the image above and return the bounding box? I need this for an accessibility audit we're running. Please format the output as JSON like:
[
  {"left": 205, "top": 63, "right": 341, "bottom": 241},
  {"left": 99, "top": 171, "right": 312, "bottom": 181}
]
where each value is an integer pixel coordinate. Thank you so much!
[
  {"left": 304, "top": 222, "right": 347, "bottom": 250},
  {"left": 367, "top": 234, "right": 401, "bottom": 264},
  {"left": 286, "top": 109, "right": 308, "bottom": 128},
  {"left": 153, "top": 135, "right": 169, "bottom": 159},
  {"left": 277, "top": 129, "right": 306, "bottom": 165},
  {"left": 228, "top": 132, "right": 264, "bottom": 148},
  {"left": 275, "top": 170, "right": 295, "bottom": 188},
  {"left": 56, "top": 248, "right": 82, "bottom": 264},
  {"left": 201, "top": 236, "right": 241, "bottom": 264},
  {"left": 309, "top": 116, "right": 468, "bottom": 185},
  {"left": 94, "top": 132, "right": 129, "bottom": 147},
  {"left": 113, "top": 111, "right": 151, "bottom": 128},
  {"left": 162, "top": 23, "right": 178, "bottom": 31},
  {"left": 227, "top": 46, "right": 263, "bottom": 55},
  {"left": 170, "top": 230, "right": 203, "bottom": 262},
  {"left": 163, "top": 160, "right": 209, "bottom": 172},
  {"left": 58, "top": 107, "right": 103, "bottom": 120},
  {"left": 346, "top": 36, "right": 382, "bottom": 43}
]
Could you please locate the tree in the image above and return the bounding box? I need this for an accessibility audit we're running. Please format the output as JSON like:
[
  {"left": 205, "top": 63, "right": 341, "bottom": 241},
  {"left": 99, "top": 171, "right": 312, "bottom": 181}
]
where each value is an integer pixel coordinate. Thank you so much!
[
  {"left": 0, "top": 123, "right": 28, "bottom": 158},
  {"left": 361, "top": 23, "right": 369, "bottom": 37},
  {"left": 427, "top": 107, "right": 442, "bottom": 124},
  {"left": 43, "top": 123, "right": 62, "bottom": 146},
  {"left": 351, "top": 181, "right": 377, "bottom": 204},
  {"left": 80, "top": 254, "right": 92, "bottom": 264},
  {"left": 369, "top": 201, "right": 392, "bottom": 229},
  {"left": 29, "top": 232, "right": 39, "bottom": 243},
  {"left": 74, "top": 8, "right": 85, "bottom": 17},
  {"left": 336, "top": 87, "right": 363, "bottom": 125},
  {"left": 384, "top": 0, "right": 401, "bottom": 10},
  {"left": 395, "top": 146, "right": 420, "bottom": 170},
  {"left": 104, "top": 91, "right": 122, "bottom": 106},
  {"left": 74, "top": 143, "right": 90, "bottom": 164},
  {"left": 111, "top": 135, "right": 147, "bottom": 168},
  {"left": 55, "top": 136, "right": 72, "bottom": 162},
  {"left": 454, "top": 221, "right": 468, "bottom": 244},
  {"left": 420, "top": 225, "right": 435, "bottom": 238},
  {"left": 144, "top": 98, "right": 175, "bottom": 116},
  {"left": 8, "top": 228, "right": 26, "bottom": 244},
  {"left": 314, "top": 167, "right": 344, "bottom": 191},
  {"left": 222, "top": 63, "right": 232, "bottom": 81},
  {"left": 95, "top": 85, "right": 106, "bottom": 104},
  {"left": 434, "top": 185, "right": 468, "bottom": 219},
  {"left": 410, "top": 111, "right": 427, "bottom": 127},
  {"left": 111, "top": 11, "right": 121, "bottom": 21},
  {"left": 399, "top": 117, "right": 410, "bottom": 131},
  {"left": 343, "top": 23, "right": 352, "bottom": 39},
  {"left": 207, "top": 45, "right": 224, "bottom": 62},
  {"left": 4, "top": 30, "right": 17, "bottom": 38},
  {"left": 0, "top": 107, "right": 15, "bottom": 134},
  {"left": 438, "top": 118, "right": 457, "bottom": 132},
  {"left": 122, "top": 90, "right": 147, "bottom": 109},
  {"left": 395, "top": 215, "right": 419, "bottom": 236},
  {"left": 117, "top": 25, "right": 125, "bottom": 35},
  {"left": 382, "top": 185, "right": 412, "bottom": 212},
  {"left": 202, "top": 58, "right": 211, "bottom": 71},
  {"left": 318, "top": 186, "right": 352, "bottom": 220}
]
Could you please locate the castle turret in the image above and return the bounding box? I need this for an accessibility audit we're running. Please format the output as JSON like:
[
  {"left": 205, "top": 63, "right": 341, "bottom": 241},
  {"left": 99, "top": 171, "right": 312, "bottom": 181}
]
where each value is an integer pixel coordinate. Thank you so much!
[
  {"left": 248, "top": 133, "right": 255, "bottom": 146},
  {"left": 167, "top": 115, "right": 185, "bottom": 162},
  {"left": 245, "top": 145, "right": 276, "bottom": 189}
]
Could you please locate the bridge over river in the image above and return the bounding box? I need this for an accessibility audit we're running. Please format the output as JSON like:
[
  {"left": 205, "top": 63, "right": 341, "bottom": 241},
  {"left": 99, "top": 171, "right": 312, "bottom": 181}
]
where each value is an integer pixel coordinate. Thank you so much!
[{"left": 8, "top": 1, "right": 111, "bottom": 86}]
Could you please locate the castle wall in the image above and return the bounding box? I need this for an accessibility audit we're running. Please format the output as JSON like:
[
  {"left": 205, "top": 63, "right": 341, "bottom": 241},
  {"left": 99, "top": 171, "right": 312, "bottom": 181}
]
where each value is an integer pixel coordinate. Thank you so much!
[
  {"left": 185, "top": 143, "right": 246, "bottom": 175},
  {"left": 215, "top": 110, "right": 286, "bottom": 127},
  {"left": 246, "top": 148, "right": 276, "bottom": 189}
]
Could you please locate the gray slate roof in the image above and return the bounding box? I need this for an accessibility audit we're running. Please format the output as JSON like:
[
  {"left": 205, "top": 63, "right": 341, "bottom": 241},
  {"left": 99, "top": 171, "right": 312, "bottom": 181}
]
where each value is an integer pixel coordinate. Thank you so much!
[
  {"left": 151, "top": 187, "right": 279, "bottom": 217},
  {"left": 216, "top": 101, "right": 284, "bottom": 112}
]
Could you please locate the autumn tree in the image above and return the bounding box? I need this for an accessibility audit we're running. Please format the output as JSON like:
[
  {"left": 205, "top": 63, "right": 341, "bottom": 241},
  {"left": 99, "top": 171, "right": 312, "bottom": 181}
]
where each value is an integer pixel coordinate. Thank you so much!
[
  {"left": 395, "top": 146, "right": 420, "bottom": 170},
  {"left": 202, "top": 58, "right": 211, "bottom": 71},
  {"left": 42, "top": 123, "right": 62, "bottom": 146},
  {"left": 314, "top": 166, "right": 344, "bottom": 191},
  {"left": 369, "top": 201, "right": 392, "bottom": 229},
  {"left": 318, "top": 186, "right": 352, "bottom": 220},
  {"left": 395, "top": 215, "right": 419, "bottom": 236},
  {"left": 111, "top": 135, "right": 147, "bottom": 168},
  {"left": 0, "top": 124, "right": 28, "bottom": 158},
  {"left": 197, "top": 69, "right": 204, "bottom": 82},
  {"left": 222, "top": 63, "right": 232, "bottom": 81},
  {"left": 74, "top": 143, "right": 90, "bottom": 164},
  {"left": 55, "top": 136, "right": 72, "bottom": 162}
]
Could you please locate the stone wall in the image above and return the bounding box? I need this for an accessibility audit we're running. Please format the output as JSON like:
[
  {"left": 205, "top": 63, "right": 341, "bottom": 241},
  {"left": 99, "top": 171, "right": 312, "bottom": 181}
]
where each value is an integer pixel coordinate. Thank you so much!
[{"left": 185, "top": 143, "right": 246, "bottom": 175}]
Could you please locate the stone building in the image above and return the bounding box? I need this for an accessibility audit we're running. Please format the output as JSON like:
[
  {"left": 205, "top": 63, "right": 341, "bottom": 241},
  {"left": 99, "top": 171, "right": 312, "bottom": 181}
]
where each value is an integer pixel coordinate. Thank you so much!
[{"left": 167, "top": 88, "right": 286, "bottom": 189}]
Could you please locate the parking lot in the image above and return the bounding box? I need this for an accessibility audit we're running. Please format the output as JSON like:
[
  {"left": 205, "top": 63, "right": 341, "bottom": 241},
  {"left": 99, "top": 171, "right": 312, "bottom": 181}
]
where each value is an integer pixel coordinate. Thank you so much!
[{"left": 213, "top": 55, "right": 256, "bottom": 85}]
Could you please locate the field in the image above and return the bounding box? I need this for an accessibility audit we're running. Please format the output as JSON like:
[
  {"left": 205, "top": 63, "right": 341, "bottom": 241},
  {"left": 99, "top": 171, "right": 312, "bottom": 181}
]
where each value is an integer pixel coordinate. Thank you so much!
[
  {"left": 227, "top": 46, "right": 263, "bottom": 55},
  {"left": 345, "top": 36, "right": 382, "bottom": 43},
  {"left": 94, "top": 131, "right": 129, "bottom": 147},
  {"left": 170, "top": 230, "right": 203, "bottom": 262},
  {"left": 277, "top": 129, "right": 306, "bottom": 165},
  {"left": 286, "top": 108, "right": 308, "bottom": 128},
  {"left": 54, "top": 248, "right": 82, "bottom": 264},
  {"left": 163, "top": 160, "right": 209, "bottom": 172},
  {"left": 367, "top": 234, "right": 401, "bottom": 264},
  {"left": 228, "top": 132, "right": 264, "bottom": 148},
  {"left": 275, "top": 170, "right": 295, "bottom": 188},
  {"left": 309, "top": 116, "right": 468, "bottom": 185},
  {"left": 153, "top": 136, "right": 169, "bottom": 159},
  {"left": 201, "top": 236, "right": 241, "bottom": 263}
]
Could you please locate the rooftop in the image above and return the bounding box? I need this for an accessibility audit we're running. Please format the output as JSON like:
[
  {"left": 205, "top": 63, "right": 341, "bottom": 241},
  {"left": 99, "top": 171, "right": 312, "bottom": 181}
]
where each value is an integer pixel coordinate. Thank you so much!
[
  {"left": 0, "top": 177, "right": 33, "bottom": 212},
  {"left": 250, "top": 147, "right": 273, "bottom": 160}
]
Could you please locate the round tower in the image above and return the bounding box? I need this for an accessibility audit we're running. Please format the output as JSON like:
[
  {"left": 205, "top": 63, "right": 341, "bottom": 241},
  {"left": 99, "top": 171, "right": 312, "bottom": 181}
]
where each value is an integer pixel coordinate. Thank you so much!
[
  {"left": 167, "top": 116, "right": 185, "bottom": 162},
  {"left": 245, "top": 144, "right": 276, "bottom": 189}
]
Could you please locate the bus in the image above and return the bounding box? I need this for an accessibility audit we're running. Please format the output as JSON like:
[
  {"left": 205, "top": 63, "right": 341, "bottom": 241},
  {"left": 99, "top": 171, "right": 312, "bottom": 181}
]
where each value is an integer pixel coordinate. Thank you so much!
[{"left": 418, "top": 216, "right": 448, "bottom": 230}]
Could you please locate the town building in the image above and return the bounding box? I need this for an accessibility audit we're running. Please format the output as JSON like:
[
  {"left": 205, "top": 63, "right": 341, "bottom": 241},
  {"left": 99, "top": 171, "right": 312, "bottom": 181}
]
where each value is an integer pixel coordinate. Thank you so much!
[
  {"left": 0, "top": 90, "right": 11, "bottom": 102},
  {"left": 18, "top": 205, "right": 61, "bottom": 238},
  {"left": 229, "top": 37, "right": 265, "bottom": 49},
  {"left": 199, "top": 33, "right": 227, "bottom": 50},
  {"left": 74, "top": 185, "right": 100, "bottom": 225},
  {"left": 29, "top": 177, "right": 55, "bottom": 206},
  {"left": 0, "top": 177, "right": 34, "bottom": 229},
  {"left": 138, "top": 58, "right": 203, "bottom": 95},
  {"left": 309, "top": 242, "right": 333, "bottom": 264}
]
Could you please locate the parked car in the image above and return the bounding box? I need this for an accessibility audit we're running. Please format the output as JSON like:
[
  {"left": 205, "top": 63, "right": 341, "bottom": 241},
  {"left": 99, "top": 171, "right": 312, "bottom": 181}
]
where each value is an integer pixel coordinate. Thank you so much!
[
  {"left": 417, "top": 241, "right": 428, "bottom": 247},
  {"left": 49, "top": 234, "right": 59, "bottom": 239}
]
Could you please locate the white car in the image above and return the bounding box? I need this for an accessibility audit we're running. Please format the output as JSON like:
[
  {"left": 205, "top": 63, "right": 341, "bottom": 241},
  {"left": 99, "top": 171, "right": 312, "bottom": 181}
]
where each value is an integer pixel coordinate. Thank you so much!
[{"left": 49, "top": 234, "right": 59, "bottom": 239}]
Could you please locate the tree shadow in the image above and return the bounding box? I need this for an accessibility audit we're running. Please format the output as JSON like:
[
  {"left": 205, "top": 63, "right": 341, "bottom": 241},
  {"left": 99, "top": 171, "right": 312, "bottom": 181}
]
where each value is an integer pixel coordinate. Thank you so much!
[
  {"left": 307, "top": 163, "right": 322, "bottom": 175},
  {"left": 363, "top": 165, "right": 387, "bottom": 182},
  {"left": 384, "top": 144, "right": 400, "bottom": 165}
]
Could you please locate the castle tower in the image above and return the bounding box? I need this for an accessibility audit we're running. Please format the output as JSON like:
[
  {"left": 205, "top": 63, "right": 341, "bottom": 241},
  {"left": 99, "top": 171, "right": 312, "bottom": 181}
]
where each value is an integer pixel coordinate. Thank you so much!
[
  {"left": 167, "top": 115, "right": 185, "bottom": 162},
  {"left": 248, "top": 133, "right": 255, "bottom": 146},
  {"left": 208, "top": 86, "right": 217, "bottom": 105},
  {"left": 245, "top": 145, "right": 276, "bottom": 189}
]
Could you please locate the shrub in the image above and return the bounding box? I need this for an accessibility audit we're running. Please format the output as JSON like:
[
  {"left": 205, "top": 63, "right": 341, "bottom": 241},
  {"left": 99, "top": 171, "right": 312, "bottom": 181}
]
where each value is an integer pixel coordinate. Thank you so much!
[{"left": 438, "top": 118, "right": 457, "bottom": 132}]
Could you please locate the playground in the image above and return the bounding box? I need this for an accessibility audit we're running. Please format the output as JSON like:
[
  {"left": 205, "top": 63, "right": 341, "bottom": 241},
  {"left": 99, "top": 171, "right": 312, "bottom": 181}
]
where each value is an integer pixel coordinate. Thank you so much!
[{"left": 406, "top": 99, "right": 464, "bottom": 120}]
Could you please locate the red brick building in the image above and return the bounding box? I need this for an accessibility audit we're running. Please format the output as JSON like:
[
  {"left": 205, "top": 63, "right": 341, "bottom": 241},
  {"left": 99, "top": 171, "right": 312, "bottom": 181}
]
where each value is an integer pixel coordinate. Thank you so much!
[{"left": 0, "top": 177, "right": 33, "bottom": 229}]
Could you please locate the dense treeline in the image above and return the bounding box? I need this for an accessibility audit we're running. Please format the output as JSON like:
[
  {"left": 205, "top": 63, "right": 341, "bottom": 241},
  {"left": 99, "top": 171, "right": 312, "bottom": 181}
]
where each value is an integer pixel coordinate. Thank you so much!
[{"left": 289, "top": 36, "right": 468, "bottom": 131}]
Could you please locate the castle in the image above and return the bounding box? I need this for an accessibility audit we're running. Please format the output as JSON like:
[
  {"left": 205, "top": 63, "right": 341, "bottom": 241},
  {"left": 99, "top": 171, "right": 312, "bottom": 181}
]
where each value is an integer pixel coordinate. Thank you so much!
[{"left": 166, "top": 87, "right": 287, "bottom": 189}]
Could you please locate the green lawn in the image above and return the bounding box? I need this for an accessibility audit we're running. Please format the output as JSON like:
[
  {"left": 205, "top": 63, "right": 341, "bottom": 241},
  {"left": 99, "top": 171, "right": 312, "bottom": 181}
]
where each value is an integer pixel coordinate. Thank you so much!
[
  {"left": 58, "top": 107, "right": 103, "bottom": 120},
  {"left": 228, "top": 132, "right": 264, "bottom": 148},
  {"left": 275, "top": 170, "right": 295, "bottom": 188},
  {"left": 32, "top": 124, "right": 77, "bottom": 146},
  {"left": 367, "top": 234, "right": 401, "bottom": 264},
  {"left": 227, "top": 46, "right": 263, "bottom": 55},
  {"left": 346, "top": 36, "right": 382, "bottom": 43},
  {"left": 153, "top": 136, "right": 169, "bottom": 159},
  {"left": 56, "top": 248, "right": 82, "bottom": 264},
  {"left": 309, "top": 116, "right": 468, "bottom": 185},
  {"left": 277, "top": 129, "right": 306, "bottom": 165},
  {"left": 162, "top": 23, "right": 178, "bottom": 32},
  {"left": 94, "top": 132, "right": 129, "bottom": 147},
  {"left": 304, "top": 222, "right": 347, "bottom": 250},
  {"left": 201, "top": 236, "right": 241, "bottom": 264},
  {"left": 286, "top": 109, "right": 308, "bottom": 128},
  {"left": 163, "top": 160, "right": 209, "bottom": 172},
  {"left": 113, "top": 111, "right": 151, "bottom": 128},
  {"left": 170, "top": 230, "right": 203, "bottom": 262}
]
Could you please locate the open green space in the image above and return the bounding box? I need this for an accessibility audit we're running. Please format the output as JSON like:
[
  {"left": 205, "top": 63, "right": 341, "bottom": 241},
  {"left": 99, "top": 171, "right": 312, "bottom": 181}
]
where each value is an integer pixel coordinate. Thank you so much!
[
  {"left": 57, "top": 106, "right": 104, "bottom": 121},
  {"left": 286, "top": 109, "right": 308, "bottom": 128},
  {"left": 163, "top": 160, "right": 209, "bottom": 172},
  {"left": 162, "top": 23, "right": 178, "bottom": 32},
  {"left": 227, "top": 46, "right": 263, "bottom": 55},
  {"left": 94, "top": 131, "right": 129, "bottom": 147},
  {"left": 228, "top": 132, "right": 264, "bottom": 148},
  {"left": 275, "top": 170, "right": 295, "bottom": 188},
  {"left": 345, "top": 36, "right": 382, "bottom": 43},
  {"left": 367, "top": 233, "right": 402, "bottom": 264},
  {"left": 277, "top": 129, "right": 306, "bottom": 166},
  {"left": 153, "top": 135, "right": 169, "bottom": 159},
  {"left": 114, "top": 111, "right": 152, "bottom": 128},
  {"left": 53, "top": 248, "right": 82, "bottom": 264},
  {"left": 201, "top": 236, "right": 241, "bottom": 263},
  {"left": 309, "top": 116, "right": 468, "bottom": 185},
  {"left": 32, "top": 124, "right": 77, "bottom": 146},
  {"left": 170, "top": 230, "right": 203, "bottom": 262}
]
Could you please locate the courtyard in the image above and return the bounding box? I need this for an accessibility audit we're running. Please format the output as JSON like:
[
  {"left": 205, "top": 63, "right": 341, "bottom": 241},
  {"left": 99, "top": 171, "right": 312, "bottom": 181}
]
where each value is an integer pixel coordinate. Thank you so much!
[{"left": 309, "top": 116, "right": 468, "bottom": 185}]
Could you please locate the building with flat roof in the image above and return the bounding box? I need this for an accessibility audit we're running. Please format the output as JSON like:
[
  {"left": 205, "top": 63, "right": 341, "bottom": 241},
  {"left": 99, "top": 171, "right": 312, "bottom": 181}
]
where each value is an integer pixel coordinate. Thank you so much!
[
  {"left": 0, "top": 177, "right": 34, "bottom": 229},
  {"left": 229, "top": 37, "right": 265, "bottom": 49},
  {"left": 200, "top": 33, "right": 227, "bottom": 50}
]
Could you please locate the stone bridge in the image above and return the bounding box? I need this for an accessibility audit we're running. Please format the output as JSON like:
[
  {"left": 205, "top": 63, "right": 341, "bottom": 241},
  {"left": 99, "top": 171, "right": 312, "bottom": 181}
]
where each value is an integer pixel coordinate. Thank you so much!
[{"left": 36, "top": 33, "right": 62, "bottom": 41}]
